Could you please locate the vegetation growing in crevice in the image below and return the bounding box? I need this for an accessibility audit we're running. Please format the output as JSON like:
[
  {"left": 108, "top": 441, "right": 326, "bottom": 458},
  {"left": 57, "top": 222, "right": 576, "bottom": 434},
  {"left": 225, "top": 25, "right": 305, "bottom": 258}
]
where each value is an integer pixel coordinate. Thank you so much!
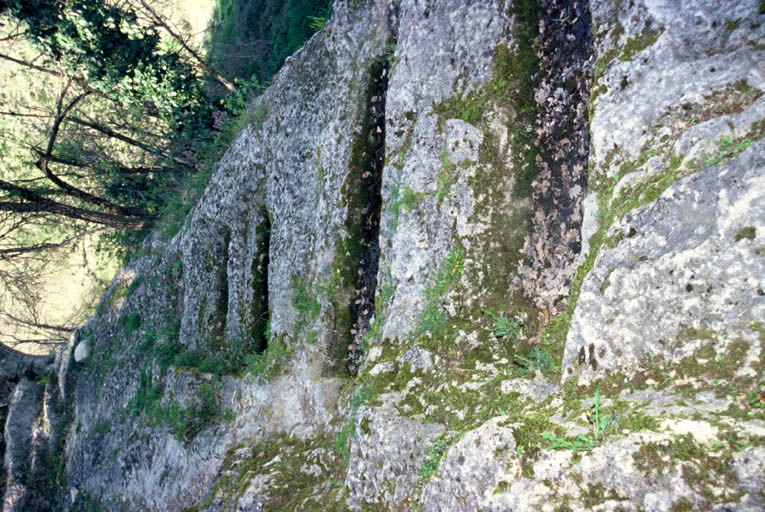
[{"left": 332, "top": 54, "right": 390, "bottom": 376}]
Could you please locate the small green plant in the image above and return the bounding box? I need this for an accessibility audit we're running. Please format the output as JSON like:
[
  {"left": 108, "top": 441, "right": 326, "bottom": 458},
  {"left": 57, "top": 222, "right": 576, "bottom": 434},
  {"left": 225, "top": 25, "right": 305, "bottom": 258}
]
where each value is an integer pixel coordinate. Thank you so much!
[
  {"left": 336, "top": 382, "right": 372, "bottom": 466},
  {"left": 542, "top": 392, "right": 619, "bottom": 451},
  {"left": 746, "top": 390, "right": 764, "bottom": 409},
  {"left": 514, "top": 347, "right": 552, "bottom": 377},
  {"left": 307, "top": 4, "right": 332, "bottom": 31},
  {"left": 127, "top": 275, "right": 145, "bottom": 296},
  {"left": 435, "top": 144, "right": 458, "bottom": 202},
  {"left": 402, "top": 185, "right": 424, "bottom": 211},
  {"left": 91, "top": 421, "right": 112, "bottom": 436},
  {"left": 389, "top": 183, "right": 423, "bottom": 231},
  {"left": 291, "top": 277, "right": 321, "bottom": 333},
  {"left": 419, "top": 439, "right": 447, "bottom": 484},
  {"left": 487, "top": 312, "right": 523, "bottom": 340},
  {"left": 413, "top": 246, "right": 465, "bottom": 338},
  {"left": 245, "top": 336, "right": 290, "bottom": 378},
  {"left": 690, "top": 133, "right": 760, "bottom": 172}
]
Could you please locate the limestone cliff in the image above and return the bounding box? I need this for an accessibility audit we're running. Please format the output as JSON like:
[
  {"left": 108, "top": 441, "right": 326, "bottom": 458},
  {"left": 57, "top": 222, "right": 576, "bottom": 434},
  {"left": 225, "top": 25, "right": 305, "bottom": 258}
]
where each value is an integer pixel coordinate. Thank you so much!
[{"left": 2, "top": 0, "right": 763, "bottom": 511}]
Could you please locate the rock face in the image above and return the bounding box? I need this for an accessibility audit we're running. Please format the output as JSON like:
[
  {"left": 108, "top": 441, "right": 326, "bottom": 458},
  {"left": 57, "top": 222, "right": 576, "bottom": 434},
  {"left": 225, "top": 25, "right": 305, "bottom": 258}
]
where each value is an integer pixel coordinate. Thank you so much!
[{"left": 2, "top": 0, "right": 763, "bottom": 510}]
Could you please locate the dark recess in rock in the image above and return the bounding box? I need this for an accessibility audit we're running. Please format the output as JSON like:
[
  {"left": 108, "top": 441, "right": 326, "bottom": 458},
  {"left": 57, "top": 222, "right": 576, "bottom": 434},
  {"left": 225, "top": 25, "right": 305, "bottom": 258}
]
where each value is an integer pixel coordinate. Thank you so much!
[
  {"left": 250, "top": 208, "right": 271, "bottom": 354},
  {"left": 346, "top": 55, "right": 389, "bottom": 376},
  {"left": 519, "top": 0, "right": 594, "bottom": 313}
]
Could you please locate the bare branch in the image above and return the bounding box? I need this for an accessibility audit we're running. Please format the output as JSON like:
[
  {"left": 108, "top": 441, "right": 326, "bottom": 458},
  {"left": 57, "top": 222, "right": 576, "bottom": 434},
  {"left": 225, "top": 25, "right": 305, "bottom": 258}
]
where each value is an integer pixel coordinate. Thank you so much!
[
  {"left": 0, "top": 227, "right": 110, "bottom": 258},
  {"left": 136, "top": 0, "right": 237, "bottom": 93}
]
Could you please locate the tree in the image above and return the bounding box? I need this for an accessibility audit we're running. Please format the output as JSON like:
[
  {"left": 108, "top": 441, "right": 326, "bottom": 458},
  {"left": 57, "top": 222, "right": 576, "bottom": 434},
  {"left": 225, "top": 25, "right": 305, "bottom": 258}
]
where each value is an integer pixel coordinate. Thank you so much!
[{"left": 0, "top": 1, "right": 226, "bottom": 349}]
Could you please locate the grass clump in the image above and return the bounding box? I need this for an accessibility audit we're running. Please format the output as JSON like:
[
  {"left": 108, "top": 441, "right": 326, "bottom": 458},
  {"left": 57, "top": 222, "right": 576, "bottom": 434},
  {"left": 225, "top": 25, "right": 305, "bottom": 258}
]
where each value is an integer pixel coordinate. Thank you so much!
[
  {"left": 688, "top": 133, "right": 761, "bottom": 173},
  {"left": 542, "top": 392, "right": 620, "bottom": 451},
  {"left": 119, "top": 313, "right": 142, "bottom": 338},
  {"left": 419, "top": 439, "right": 448, "bottom": 484},
  {"left": 388, "top": 183, "right": 423, "bottom": 231}
]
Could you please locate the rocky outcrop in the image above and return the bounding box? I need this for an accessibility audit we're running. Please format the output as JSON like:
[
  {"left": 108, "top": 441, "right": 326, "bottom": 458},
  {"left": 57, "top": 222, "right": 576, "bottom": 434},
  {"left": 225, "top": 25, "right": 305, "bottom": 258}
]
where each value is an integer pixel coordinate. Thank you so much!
[
  {"left": 3, "top": 0, "right": 760, "bottom": 510},
  {"left": 0, "top": 344, "right": 62, "bottom": 511}
]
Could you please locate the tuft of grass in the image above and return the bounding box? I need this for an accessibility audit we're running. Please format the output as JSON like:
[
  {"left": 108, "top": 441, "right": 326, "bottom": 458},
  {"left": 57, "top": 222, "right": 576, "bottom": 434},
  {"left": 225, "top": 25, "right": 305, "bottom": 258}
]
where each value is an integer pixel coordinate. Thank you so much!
[
  {"left": 419, "top": 439, "right": 448, "bottom": 484},
  {"left": 336, "top": 382, "right": 372, "bottom": 466},
  {"left": 542, "top": 392, "right": 620, "bottom": 451}
]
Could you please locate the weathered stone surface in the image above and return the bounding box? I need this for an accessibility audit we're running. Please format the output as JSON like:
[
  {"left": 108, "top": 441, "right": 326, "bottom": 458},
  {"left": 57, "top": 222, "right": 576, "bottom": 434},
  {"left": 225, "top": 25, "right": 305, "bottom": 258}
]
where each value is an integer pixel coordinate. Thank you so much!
[
  {"left": 60, "top": 0, "right": 395, "bottom": 509},
  {"left": 564, "top": 141, "right": 764, "bottom": 383},
  {"left": 8, "top": 0, "right": 759, "bottom": 510},
  {"left": 3, "top": 379, "right": 41, "bottom": 511},
  {"left": 421, "top": 417, "right": 521, "bottom": 512},
  {"left": 346, "top": 402, "right": 444, "bottom": 508}
]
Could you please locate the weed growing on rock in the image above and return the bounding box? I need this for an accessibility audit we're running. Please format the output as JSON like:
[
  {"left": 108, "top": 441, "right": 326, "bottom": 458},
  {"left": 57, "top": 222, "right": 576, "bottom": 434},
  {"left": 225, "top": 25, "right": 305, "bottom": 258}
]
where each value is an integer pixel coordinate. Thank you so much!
[
  {"left": 418, "top": 439, "right": 447, "bottom": 484},
  {"left": 435, "top": 145, "right": 458, "bottom": 202},
  {"left": 336, "top": 382, "right": 372, "bottom": 466},
  {"left": 747, "top": 390, "right": 765, "bottom": 409},
  {"left": 388, "top": 183, "right": 422, "bottom": 231},
  {"left": 514, "top": 347, "right": 553, "bottom": 377},
  {"left": 542, "top": 392, "right": 619, "bottom": 451},
  {"left": 486, "top": 311, "right": 523, "bottom": 340},
  {"left": 412, "top": 246, "right": 465, "bottom": 339},
  {"left": 689, "top": 132, "right": 761, "bottom": 173},
  {"left": 119, "top": 313, "right": 142, "bottom": 338}
]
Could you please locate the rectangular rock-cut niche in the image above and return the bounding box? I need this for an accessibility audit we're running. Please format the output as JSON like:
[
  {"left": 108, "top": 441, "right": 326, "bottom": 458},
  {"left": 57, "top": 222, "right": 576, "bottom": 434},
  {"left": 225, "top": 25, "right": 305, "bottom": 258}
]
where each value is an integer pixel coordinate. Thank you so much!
[
  {"left": 199, "top": 227, "right": 231, "bottom": 344},
  {"left": 339, "top": 55, "right": 390, "bottom": 376},
  {"left": 248, "top": 208, "right": 271, "bottom": 354}
]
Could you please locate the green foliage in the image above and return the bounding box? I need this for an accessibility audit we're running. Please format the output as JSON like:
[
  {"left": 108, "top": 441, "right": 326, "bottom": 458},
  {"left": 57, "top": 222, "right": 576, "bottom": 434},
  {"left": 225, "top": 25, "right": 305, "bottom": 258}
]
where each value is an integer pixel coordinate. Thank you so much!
[
  {"left": 160, "top": 380, "right": 224, "bottom": 442},
  {"left": 1, "top": 0, "right": 203, "bottom": 118},
  {"left": 689, "top": 132, "right": 761, "bottom": 172},
  {"left": 207, "top": 0, "right": 334, "bottom": 87},
  {"left": 119, "top": 313, "right": 142, "bottom": 337},
  {"left": 130, "top": 360, "right": 227, "bottom": 443},
  {"left": 291, "top": 277, "right": 321, "bottom": 333},
  {"left": 336, "top": 382, "right": 371, "bottom": 466},
  {"left": 308, "top": 3, "right": 333, "bottom": 31},
  {"left": 127, "top": 275, "right": 144, "bottom": 296},
  {"left": 747, "top": 390, "right": 764, "bottom": 409},
  {"left": 542, "top": 392, "right": 619, "bottom": 451},
  {"left": 131, "top": 365, "right": 162, "bottom": 417},
  {"left": 388, "top": 183, "right": 422, "bottom": 231},
  {"left": 514, "top": 347, "right": 553, "bottom": 377},
  {"left": 419, "top": 439, "right": 447, "bottom": 484},
  {"left": 435, "top": 145, "right": 458, "bottom": 202},
  {"left": 91, "top": 421, "right": 112, "bottom": 436},
  {"left": 618, "top": 29, "right": 662, "bottom": 62},
  {"left": 413, "top": 247, "right": 465, "bottom": 339},
  {"left": 486, "top": 312, "right": 523, "bottom": 340},
  {"left": 734, "top": 226, "right": 756, "bottom": 242},
  {"left": 245, "top": 335, "right": 290, "bottom": 378}
]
